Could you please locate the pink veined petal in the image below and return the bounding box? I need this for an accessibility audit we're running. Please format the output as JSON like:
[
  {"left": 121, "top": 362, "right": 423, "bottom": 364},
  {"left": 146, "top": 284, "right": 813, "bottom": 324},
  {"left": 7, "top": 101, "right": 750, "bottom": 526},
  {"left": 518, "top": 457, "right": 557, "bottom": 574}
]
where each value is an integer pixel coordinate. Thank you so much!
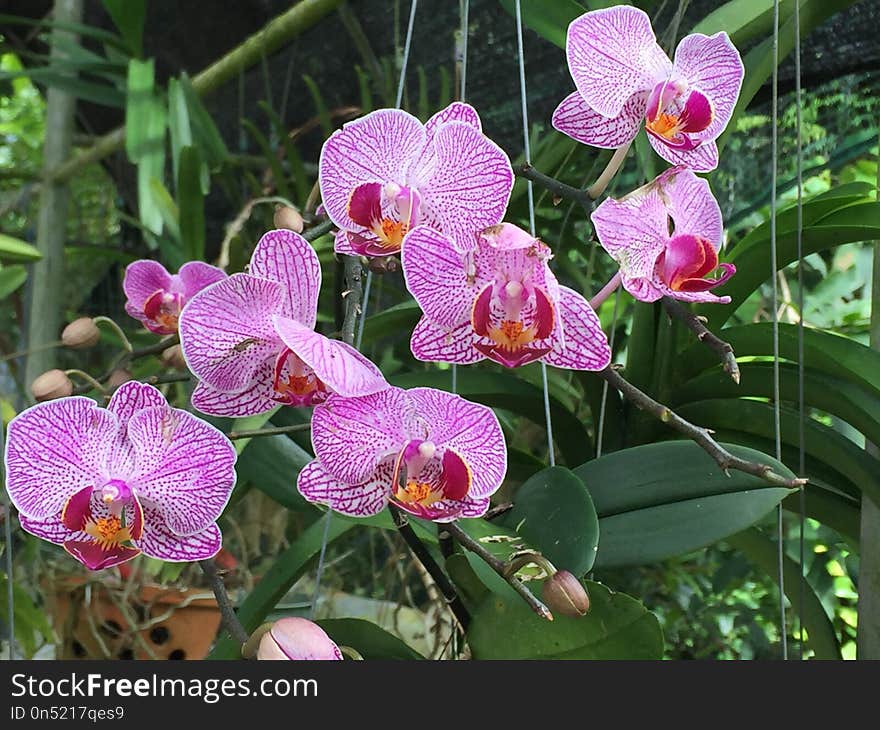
[
  {"left": 297, "top": 459, "right": 390, "bottom": 517},
  {"left": 106, "top": 381, "right": 168, "bottom": 429},
  {"left": 135, "top": 508, "right": 222, "bottom": 562},
  {"left": 122, "top": 260, "right": 173, "bottom": 313},
  {"left": 566, "top": 6, "right": 672, "bottom": 119},
  {"left": 415, "top": 122, "right": 514, "bottom": 248},
  {"left": 660, "top": 167, "right": 723, "bottom": 248},
  {"left": 552, "top": 90, "right": 646, "bottom": 149},
  {"left": 311, "top": 388, "right": 417, "bottom": 485},
  {"left": 648, "top": 133, "right": 719, "bottom": 172},
  {"left": 673, "top": 31, "right": 744, "bottom": 141},
  {"left": 478, "top": 222, "right": 536, "bottom": 251},
  {"left": 662, "top": 285, "right": 731, "bottom": 304},
  {"left": 407, "top": 387, "right": 506, "bottom": 500},
  {"left": 591, "top": 191, "right": 669, "bottom": 282},
  {"left": 125, "top": 405, "right": 237, "bottom": 536},
  {"left": 5, "top": 397, "right": 118, "bottom": 519},
  {"left": 271, "top": 315, "right": 387, "bottom": 398},
  {"left": 19, "top": 513, "right": 72, "bottom": 545},
  {"left": 425, "top": 101, "right": 482, "bottom": 139},
  {"left": 421, "top": 495, "right": 491, "bottom": 523},
  {"left": 402, "top": 226, "right": 480, "bottom": 328},
  {"left": 319, "top": 108, "right": 426, "bottom": 229},
  {"left": 543, "top": 286, "right": 612, "bottom": 371},
  {"left": 333, "top": 228, "right": 358, "bottom": 256},
  {"left": 190, "top": 366, "right": 279, "bottom": 418},
  {"left": 410, "top": 317, "right": 485, "bottom": 365},
  {"left": 249, "top": 229, "right": 322, "bottom": 327},
  {"left": 179, "top": 273, "right": 284, "bottom": 394},
  {"left": 177, "top": 261, "right": 227, "bottom": 300}
]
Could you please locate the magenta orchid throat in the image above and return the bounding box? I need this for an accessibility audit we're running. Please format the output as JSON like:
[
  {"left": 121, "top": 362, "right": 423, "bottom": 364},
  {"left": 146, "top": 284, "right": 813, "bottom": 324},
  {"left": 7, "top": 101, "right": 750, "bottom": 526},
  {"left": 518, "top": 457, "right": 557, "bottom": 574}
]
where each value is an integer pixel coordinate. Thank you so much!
[{"left": 4, "top": 382, "right": 237, "bottom": 571}]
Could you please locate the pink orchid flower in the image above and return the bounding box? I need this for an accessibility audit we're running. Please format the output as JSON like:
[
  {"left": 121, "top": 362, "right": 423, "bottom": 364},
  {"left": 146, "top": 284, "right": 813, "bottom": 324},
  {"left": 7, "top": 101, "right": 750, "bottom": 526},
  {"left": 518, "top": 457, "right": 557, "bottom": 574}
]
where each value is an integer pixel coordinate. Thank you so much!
[
  {"left": 591, "top": 166, "right": 734, "bottom": 304},
  {"left": 552, "top": 6, "right": 744, "bottom": 172},
  {"left": 179, "top": 229, "right": 387, "bottom": 417},
  {"left": 4, "top": 381, "right": 236, "bottom": 571},
  {"left": 319, "top": 101, "right": 513, "bottom": 257},
  {"left": 257, "top": 618, "right": 343, "bottom": 661},
  {"left": 123, "top": 260, "right": 226, "bottom": 335},
  {"left": 298, "top": 386, "right": 506, "bottom": 522},
  {"left": 401, "top": 222, "right": 611, "bottom": 370}
]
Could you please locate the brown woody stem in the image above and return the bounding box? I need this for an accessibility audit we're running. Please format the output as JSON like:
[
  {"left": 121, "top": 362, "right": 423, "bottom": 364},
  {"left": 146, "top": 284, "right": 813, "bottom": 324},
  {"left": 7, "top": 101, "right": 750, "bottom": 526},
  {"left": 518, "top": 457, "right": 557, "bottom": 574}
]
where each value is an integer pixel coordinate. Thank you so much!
[{"left": 662, "top": 297, "right": 741, "bottom": 384}]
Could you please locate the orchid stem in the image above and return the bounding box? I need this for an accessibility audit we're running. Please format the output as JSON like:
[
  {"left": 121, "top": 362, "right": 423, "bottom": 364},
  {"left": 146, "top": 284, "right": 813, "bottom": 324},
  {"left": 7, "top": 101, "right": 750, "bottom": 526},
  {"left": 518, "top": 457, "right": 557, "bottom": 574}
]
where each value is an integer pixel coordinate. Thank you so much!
[
  {"left": 227, "top": 423, "right": 311, "bottom": 440},
  {"left": 442, "top": 520, "right": 554, "bottom": 621},
  {"left": 590, "top": 271, "right": 622, "bottom": 310},
  {"left": 587, "top": 142, "right": 631, "bottom": 199},
  {"left": 64, "top": 369, "right": 106, "bottom": 394},
  {"left": 662, "top": 297, "right": 741, "bottom": 384},
  {"left": 389, "top": 506, "right": 471, "bottom": 629},
  {"left": 600, "top": 365, "right": 806, "bottom": 489},
  {"left": 1, "top": 339, "right": 63, "bottom": 362},
  {"left": 200, "top": 560, "right": 249, "bottom": 648},
  {"left": 92, "top": 316, "right": 133, "bottom": 352},
  {"left": 515, "top": 163, "right": 592, "bottom": 210}
]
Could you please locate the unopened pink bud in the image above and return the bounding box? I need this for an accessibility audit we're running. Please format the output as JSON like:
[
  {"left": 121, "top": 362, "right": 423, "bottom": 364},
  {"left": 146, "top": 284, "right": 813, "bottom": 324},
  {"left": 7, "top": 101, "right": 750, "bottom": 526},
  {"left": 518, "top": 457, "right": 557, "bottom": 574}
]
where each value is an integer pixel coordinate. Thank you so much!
[
  {"left": 542, "top": 571, "right": 590, "bottom": 617},
  {"left": 31, "top": 369, "right": 73, "bottom": 401},
  {"left": 107, "top": 369, "right": 133, "bottom": 390},
  {"left": 256, "top": 617, "right": 343, "bottom": 660},
  {"left": 62, "top": 317, "right": 100, "bottom": 349},
  {"left": 273, "top": 206, "right": 304, "bottom": 233},
  {"left": 161, "top": 344, "right": 187, "bottom": 370}
]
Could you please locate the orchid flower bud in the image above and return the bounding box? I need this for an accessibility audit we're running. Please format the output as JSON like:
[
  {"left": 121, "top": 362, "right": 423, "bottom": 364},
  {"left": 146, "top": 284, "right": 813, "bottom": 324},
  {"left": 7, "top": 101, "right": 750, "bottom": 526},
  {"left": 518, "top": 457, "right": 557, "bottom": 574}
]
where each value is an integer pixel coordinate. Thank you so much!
[
  {"left": 160, "top": 344, "right": 187, "bottom": 370},
  {"left": 256, "top": 617, "right": 343, "bottom": 660},
  {"left": 542, "top": 570, "right": 591, "bottom": 618},
  {"left": 274, "top": 205, "right": 304, "bottom": 233},
  {"left": 31, "top": 369, "right": 73, "bottom": 401},
  {"left": 107, "top": 368, "right": 133, "bottom": 390},
  {"left": 62, "top": 317, "right": 101, "bottom": 349}
]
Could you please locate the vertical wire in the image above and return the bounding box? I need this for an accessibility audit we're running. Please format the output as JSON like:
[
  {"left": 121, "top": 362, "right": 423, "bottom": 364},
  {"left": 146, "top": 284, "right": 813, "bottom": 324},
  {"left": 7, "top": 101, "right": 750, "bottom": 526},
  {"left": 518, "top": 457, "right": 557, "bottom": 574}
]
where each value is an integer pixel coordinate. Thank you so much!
[
  {"left": 770, "top": 0, "right": 788, "bottom": 660},
  {"left": 793, "top": 0, "right": 806, "bottom": 661},
  {"left": 313, "top": 0, "right": 419, "bottom": 618},
  {"left": 354, "top": 0, "right": 419, "bottom": 351},
  {"left": 2, "top": 424, "right": 13, "bottom": 658},
  {"left": 596, "top": 287, "right": 621, "bottom": 458},
  {"left": 451, "top": 0, "right": 469, "bottom": 396}
]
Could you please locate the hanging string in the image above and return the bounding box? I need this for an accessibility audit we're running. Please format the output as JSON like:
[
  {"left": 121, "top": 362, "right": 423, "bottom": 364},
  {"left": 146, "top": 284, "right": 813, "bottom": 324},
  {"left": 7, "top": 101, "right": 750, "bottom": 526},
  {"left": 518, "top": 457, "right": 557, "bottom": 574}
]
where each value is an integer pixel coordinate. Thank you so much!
[
  {"left": 769, "top": 0, "right": 788, "bottom": 660},
  {"left": 514, "top": 0, "right": 555, "bottom": 466},
  {"left": 596, "top": 287, "right": 621, "bottom": 458},
  {"left": 354, "top": 0, "right": 419, "bottom": 351},
  {"left": 313, "top": 0, "right": 419, "bottom": 618},
  {"left": 793, "top": 0, "right": 806, "bottom": 661}
]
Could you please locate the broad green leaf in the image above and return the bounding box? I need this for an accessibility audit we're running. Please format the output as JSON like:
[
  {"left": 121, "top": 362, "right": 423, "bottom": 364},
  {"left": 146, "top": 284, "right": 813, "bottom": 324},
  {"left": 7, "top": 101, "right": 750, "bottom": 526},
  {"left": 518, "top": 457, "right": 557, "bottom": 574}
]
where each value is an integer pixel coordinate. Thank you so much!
[
  {"left": 677, "top": 399, "right": 880, "bottom": 505},
  {"left": 359, "top": 300, "right": 421, "bottom": 347},
  {"left": 316, "top": 619, "right": 424, "bottom": 659},
  {"left": 727, "top": 528, "right": 842, "bottom": 659},
  {"left": 0, "top": 265, "right": 27, "bottom": 299},
  {"left": 230, "top": 407, "right": 281, "bottom": 455},
  {"left": 208, "top": 517, "right": 358, "bottom": 659},
  {"left": 167, "top": 78, "right": 193, "bottom": 186},
  {"left": 467, "top": 580, "right": 663, "bottom": 659},
  {"left": 236, "top": 434, "right": 312, "bottom": 510},
  {"left": 125, "top": 58, "right": 157, "bottom": 161},
  {"left": 691, "top": 0, "right": 795, "bottom": 47},
  {"left": 178, "top": 146, "right": 206, "bottom": 261},
  {"left": 497, "top": 0, "right": 584, "bottom": 49},
  {"left": 390, "top": 369, "right": 590, "bottom": 466},
  {"left": 0, "top": 233, "right": 41, "bottom": 262},
  {"left": 574, "top": 441, "right": 795, "bottom": 568},
  {"left": 675, "top": 362, "right": 880, "bottom": 448},
  {"left": 0, "top": 574, "right": 55, "bottom": 659},
  {"left": 101, "top": 0, "right": 146, "bottom": 57},
  {"left": 179, "top": 72, "right": 229, "bottom": 168},
  {"left": 498, "top": 466, "right": 599, "bottom": 574}
]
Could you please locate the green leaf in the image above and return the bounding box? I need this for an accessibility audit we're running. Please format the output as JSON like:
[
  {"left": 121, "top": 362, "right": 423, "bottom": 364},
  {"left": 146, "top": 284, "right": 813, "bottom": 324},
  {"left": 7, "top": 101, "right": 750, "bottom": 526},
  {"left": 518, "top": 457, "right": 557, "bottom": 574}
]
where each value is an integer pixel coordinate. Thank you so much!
[
  {"left": 167, "top": 78, "right": 193, "bottom": 186},
  {"left": 727, "top": 528, "right": 841, "bottom": 659},
  {"left": 497, "top": 0, "right": 584, "bottom": 49},
  {"left": 359, "top": 300, "right": 421, "bottom": 347},
  {"left": 230, "top": 407, "right": 281, "bottom": 455},
  {"left": 236, "top": 435, "right": 312, "bottom": 510},
  {"left": 0, "top": 574, "right": 55, "bottom": 659},
  {"left": 101, "top": 0, "right": 146, "bottom": 57},
  {"left": 0, "top": 233, "right": 41, "bottom": 262},
  {"left": 179, "top": 72, "right": 229, "bottom": 168},
  {"left": 147, "top": 177, "right": 180, "bottom": 243},
  {"left": 498, "top": 466, "right": 599, "bottom": 575},
  {"left": 574, "top": 441, "right": 795, "bottom": 568},
  {"left": 208, "top": 517, "right": 359, "bottom": 659},
  {"left": 177, "top": 146, "right": 205, "bottom": 261},
  {"left": 1, "top": 68, "right": 124, "bottom": 107},
  {"left": 302, "top": 74, "right": 333, "bottom": 138},
  {"left": 241, "top": 119, "right": 290, "bottom": 200},
  {"left": 691, "top": 0, "right": 794, "bottom": 47},
  {"left": 390, "top": 369, "right": 590, "bottom": 466},
  {"left": 467, "top": 580, "right": 663, "bottom": 659},
  {"left": 0, "top": 265, "right": 27, "bottom": 299},
  {"left": 702, "top": 201, "right": 880, "bottom": 328},
  {"left": 316, "top": 619, "right": 424, "bottom": 659},
  {"left": 125, "top": 58, "right": 157, "bottom": 161}
]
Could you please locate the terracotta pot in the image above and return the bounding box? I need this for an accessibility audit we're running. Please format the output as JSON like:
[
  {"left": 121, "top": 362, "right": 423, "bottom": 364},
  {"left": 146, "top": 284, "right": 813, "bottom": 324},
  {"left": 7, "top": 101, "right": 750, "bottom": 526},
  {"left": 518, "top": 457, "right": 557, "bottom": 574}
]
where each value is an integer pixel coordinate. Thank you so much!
[{"left": 50, "top": 579, "right": 222, "bottom": 660}]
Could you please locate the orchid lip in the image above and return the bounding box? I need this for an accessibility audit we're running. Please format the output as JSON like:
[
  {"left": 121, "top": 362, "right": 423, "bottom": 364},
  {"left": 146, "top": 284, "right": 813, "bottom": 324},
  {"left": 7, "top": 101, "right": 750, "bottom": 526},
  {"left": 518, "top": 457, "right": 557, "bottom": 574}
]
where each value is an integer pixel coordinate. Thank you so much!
[
  {"left": 272, "top": 347, "right": 329, "bottom": 407},
  {"left": 143, "top": 289, "right": 184, "bottom": 334},
  {"left": 389, "top": 441, "right": 472, "bottom": 516},
  {"left": 644, "top": 80, "right": 714, "bottom": 151},
  {"left": 346, "top": 181, "right": 421, "bottom": 256}
]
